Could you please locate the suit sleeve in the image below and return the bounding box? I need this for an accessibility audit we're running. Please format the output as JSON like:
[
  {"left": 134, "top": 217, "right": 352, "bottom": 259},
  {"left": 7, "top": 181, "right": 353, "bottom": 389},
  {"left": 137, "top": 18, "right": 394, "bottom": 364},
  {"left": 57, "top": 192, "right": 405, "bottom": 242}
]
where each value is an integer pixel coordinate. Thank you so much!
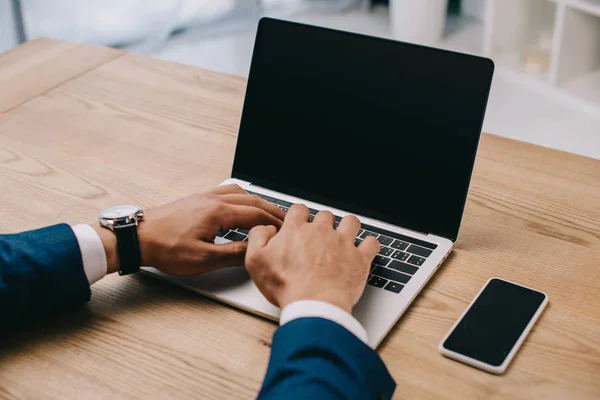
[
  {"left": 0, "top": 224, "right": 91, "bottom": 331},
  {"left": 259, "top": 317, "right": 396, "bottom": 400}
]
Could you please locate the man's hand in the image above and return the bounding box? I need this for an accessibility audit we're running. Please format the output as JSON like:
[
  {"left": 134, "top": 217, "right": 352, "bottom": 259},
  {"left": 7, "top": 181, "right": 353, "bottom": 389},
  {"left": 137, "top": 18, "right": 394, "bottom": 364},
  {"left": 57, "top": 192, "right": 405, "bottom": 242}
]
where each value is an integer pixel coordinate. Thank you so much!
[
  {"left": 94, "top": 184, "right": 285, "bottom": 276},
  {"left": 245, "top": 204, "right": 380, "bottom": 314}
]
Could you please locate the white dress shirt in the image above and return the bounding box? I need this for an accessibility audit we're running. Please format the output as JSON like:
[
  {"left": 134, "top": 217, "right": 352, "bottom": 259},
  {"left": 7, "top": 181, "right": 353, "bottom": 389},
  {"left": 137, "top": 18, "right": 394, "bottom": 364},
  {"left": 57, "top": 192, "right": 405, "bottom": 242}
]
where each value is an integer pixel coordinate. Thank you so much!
[{"left": 71, "top": 224, "right": 369, "bottom": 346}]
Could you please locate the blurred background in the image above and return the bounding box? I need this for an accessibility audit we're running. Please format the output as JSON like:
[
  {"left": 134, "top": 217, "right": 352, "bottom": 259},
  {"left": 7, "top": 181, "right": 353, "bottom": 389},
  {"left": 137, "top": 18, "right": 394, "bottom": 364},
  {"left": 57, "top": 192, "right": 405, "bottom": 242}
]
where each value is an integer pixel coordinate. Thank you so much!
[{"left": 1, "top": 0, "right": 599, "bottom": 158}]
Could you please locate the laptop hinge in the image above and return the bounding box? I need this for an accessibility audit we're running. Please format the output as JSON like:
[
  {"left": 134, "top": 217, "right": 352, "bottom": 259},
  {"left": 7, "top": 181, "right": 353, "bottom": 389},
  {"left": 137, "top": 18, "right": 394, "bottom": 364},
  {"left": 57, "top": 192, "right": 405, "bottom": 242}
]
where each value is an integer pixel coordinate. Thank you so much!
[{"left": 248, "top": 182, "right": 436, "bottom": 239}]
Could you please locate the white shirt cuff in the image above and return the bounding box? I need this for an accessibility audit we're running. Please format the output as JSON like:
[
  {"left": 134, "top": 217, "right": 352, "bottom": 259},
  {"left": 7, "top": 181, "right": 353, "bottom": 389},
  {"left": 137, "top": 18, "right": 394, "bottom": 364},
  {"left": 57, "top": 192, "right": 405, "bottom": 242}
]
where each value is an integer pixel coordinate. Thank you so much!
[
  {"left": 280, "top": 300, "right": 369, "bottom": 346},
  {"left": 71, "top": 224, "right": 107, "bottom": 285}
]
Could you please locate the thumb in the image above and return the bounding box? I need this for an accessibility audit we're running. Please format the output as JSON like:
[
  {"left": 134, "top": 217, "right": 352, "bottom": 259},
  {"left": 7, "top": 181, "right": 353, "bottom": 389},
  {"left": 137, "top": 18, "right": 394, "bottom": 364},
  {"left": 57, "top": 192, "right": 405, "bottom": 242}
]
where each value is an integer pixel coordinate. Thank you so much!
[
  {"left": 246, "top": 225, "right": 277, "bottom": 266},
  {"left": 247, "top": 225, "right": 277, "bottom": 252}
]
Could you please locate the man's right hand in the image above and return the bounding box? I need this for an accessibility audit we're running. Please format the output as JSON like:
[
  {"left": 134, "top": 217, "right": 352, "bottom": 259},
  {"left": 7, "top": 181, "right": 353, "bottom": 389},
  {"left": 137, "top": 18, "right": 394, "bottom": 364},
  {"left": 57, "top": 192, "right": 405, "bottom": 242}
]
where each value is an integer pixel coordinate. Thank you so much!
[{"left": 245, "top": 204, "right": 380, "bottom": 314}]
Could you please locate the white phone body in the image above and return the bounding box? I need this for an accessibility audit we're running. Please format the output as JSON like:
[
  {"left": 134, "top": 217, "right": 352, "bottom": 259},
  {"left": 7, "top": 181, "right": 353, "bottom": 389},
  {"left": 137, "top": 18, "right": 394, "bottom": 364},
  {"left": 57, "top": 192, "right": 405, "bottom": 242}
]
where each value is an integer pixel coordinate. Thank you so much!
[{"left": 438, "top": 277, "right": 548, "bottom": 374}]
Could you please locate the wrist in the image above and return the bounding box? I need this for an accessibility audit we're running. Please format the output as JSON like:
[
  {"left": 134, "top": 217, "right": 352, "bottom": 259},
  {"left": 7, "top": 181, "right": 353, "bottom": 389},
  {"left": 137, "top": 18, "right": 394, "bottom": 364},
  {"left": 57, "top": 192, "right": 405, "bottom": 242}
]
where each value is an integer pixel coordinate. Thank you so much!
[
  {"left": 136, "top": 217, "right": 157, "bottom": 267},
  {"left": 93, "top": 224, "right": 119, "bottom": 274},
  {"left": 94, "top": 221, "right": 153, "bottom": 274},
  {"left": 279, "top": 290, "right": 354, "bottom": 314}
]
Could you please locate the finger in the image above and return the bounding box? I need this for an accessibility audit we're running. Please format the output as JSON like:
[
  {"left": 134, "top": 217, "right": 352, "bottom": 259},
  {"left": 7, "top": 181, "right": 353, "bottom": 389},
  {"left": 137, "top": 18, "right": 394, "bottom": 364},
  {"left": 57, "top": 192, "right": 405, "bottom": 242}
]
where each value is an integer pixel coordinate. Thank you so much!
[
  {"left": 313, "top": 210, "right": 335, "bottom": 227},
  {"left": 247, "top": 225, "right": 278, "bottom": 253},
  {"left": 210, "top": 184, "right": 247, "bottom": 195},
  {"left": 204, "top": 240, "right": 247, "bottom": 269},
  {"left": 358, "top": 236, "right": 380, "bottom": 261},
  {"left": 337, "top": 215, "right": 361, "bottom": 239},
  {"left": 245, "top": 226, "right": 278, "bottom": 307},
  {"left": 284, "top": 204, "right": 310, "bottom": 227},
  {"left": 220, "top": 204, "right": 283, "bottom": 231},
  {"left": 219, "top": 194, "right": 285, "bottom": 221}
]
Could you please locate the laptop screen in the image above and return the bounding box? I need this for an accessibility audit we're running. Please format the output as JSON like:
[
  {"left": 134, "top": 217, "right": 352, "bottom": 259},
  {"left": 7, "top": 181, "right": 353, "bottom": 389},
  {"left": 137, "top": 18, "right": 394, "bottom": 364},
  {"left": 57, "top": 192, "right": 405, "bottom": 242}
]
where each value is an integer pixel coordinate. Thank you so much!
[{"left": 232, "top": 18, "right": 494, "bottom": 241}]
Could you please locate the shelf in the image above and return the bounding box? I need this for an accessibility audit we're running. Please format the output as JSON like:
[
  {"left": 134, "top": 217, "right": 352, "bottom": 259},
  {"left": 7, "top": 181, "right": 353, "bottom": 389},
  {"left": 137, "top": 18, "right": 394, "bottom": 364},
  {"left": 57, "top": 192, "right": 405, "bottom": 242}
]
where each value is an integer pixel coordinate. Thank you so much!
[
  {"left": 484, "top": 0, "right": 557, "bottom": 83},
  {"left": 564, "top": 0, "right": 600, "bottom": 17},
  {"left": 496, "top": 50, "right": 551, "bottom": 82},
  {"left": 548, "top": 0, "right": 600, "bottom": 16},
  {"left": 552, "top": 3, "right": 600, "bottom": 110},
  {"left": 483, "top": 0, "right": 600, "bottom": 120}
]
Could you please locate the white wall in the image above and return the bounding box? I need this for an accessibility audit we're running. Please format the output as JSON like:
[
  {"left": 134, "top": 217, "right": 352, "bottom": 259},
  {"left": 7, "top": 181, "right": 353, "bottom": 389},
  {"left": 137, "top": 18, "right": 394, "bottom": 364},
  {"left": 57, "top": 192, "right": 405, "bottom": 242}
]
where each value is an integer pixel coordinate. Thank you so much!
[
  {"left": 0, "top": 0, "right": 19, "bottom": 53},
  {"left": 17, "top": 0, "right": 236, "bottom": 46},
  {"left": 462, "top": 0, "right": 487, "bottom": 20}
]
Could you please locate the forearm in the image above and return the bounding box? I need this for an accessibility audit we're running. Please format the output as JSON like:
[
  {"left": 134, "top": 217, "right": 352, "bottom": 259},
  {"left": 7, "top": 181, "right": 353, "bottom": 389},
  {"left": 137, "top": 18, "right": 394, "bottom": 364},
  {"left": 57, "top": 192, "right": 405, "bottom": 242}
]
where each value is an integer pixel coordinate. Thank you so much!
[{"left": 0, "top": 224, "right": 91, "bottom": 331}]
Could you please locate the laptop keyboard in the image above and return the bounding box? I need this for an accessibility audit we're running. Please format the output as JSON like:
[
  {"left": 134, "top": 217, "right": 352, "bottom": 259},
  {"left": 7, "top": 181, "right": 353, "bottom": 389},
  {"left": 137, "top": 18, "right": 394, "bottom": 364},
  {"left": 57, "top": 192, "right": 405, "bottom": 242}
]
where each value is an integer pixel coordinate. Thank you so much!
[{"left": 216, "top": 191, "right": 438, "bottom": 295}]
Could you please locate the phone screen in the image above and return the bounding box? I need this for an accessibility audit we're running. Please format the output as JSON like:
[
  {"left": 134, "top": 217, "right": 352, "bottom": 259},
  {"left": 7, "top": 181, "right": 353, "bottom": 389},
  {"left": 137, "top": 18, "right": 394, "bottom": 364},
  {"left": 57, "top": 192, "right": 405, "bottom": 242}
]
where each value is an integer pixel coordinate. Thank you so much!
[{"left": 442, "top": 278, "right": 547, "bottom": 367}]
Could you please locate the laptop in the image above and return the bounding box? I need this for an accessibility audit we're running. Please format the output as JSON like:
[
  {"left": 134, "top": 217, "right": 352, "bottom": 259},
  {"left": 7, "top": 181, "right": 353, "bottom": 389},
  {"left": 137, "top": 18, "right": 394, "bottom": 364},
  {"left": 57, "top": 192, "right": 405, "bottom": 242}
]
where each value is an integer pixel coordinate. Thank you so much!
[{"left": 145, "top": 17, "right": 494, "bottom": 348}]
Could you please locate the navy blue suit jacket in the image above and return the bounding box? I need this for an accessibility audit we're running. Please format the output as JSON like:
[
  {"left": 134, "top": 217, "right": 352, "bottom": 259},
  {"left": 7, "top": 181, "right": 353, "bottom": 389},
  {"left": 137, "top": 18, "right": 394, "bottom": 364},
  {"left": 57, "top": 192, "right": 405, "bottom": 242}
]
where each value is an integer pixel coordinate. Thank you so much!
[
  {"left": 1, "top": 224, "right": 396, "bottom": 398},
  {"left": 0, "top": 224, "right": 90, "bottom": 331}
]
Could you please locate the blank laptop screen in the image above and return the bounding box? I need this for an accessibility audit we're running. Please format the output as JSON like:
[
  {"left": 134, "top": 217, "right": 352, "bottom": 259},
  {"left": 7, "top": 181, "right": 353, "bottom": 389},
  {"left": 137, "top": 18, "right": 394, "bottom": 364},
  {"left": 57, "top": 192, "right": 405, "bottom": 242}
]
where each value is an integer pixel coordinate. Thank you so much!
[{"left": 232, "top": 18, "right": 494, "bottom": 241}]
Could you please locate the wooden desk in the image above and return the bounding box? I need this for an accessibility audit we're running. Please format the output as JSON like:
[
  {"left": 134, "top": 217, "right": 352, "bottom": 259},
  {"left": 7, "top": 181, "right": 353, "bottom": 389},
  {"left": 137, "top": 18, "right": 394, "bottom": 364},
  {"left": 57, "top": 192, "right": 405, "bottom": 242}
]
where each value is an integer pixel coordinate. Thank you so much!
[{"left": 1, "top": 38, "right": 599, "bottom": 400}]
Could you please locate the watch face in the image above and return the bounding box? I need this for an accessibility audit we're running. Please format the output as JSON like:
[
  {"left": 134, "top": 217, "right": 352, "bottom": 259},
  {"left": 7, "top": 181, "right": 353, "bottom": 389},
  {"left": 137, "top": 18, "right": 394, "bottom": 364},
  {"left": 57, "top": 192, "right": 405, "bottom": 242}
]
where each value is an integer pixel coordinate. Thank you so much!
[{"left": 100, "top": 205, "right": 139, "bottom": 220}]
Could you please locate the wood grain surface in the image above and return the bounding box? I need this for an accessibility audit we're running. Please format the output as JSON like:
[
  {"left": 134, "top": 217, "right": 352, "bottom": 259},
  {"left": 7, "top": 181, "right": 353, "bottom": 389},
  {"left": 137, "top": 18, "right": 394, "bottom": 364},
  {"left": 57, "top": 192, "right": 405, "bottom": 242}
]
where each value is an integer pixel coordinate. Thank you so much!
[
  {"left": 0, "top": 40, "right": 599, "bottom": 400},
  {"left": 0, "top": 38, "right": 122, "bottom": 113}
]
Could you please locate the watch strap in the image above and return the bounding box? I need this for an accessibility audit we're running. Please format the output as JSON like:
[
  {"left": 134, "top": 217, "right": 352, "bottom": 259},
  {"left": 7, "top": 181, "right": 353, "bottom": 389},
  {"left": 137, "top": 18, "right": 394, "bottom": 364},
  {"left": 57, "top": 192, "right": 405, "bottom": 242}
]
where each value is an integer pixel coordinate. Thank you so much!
[{"left": 114, "top": 222, "right": 141, "bottom": 275}]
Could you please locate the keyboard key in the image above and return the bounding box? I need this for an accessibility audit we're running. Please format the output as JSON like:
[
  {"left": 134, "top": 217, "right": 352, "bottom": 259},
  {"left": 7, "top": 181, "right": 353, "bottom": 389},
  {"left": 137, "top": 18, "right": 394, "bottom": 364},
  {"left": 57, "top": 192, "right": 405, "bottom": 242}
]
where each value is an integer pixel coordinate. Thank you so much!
[
  {"left": 407, "top": 255, "right": 425, "bottom": 266},
  {"left": 388, "top": 261, "right": 418, "bottom": 275},
  {"left": 384, "top": 281, "right": 404, "bottom": 293},
  {"left": 377, "top": 235, "right": 393, "bottom": 246},
  {"left": 355, "top": 238, "right": 363, "bottom": 246},
  {"left": 334, "top": 221, "right": 340, "bottom": 228},
  {"left": 391, "top": 240, "right": 409, "bottom": 251},
  {"left": 378, "top": 246, "right": 394, "bottom": 257},
  {"left": 224, "top": 231, "right": 247, "bottom": 241},
  {"left": 372, "top": 266, "right": 411, "bottom": 284},
  {"left": 237, "top": 228, "right": 249, "bottom": 235},
  {"left": 308, "top": 215, "right": 315, "bottom": 222},
  {"left": 362, "top": 223, "right": 438, "bottom": 250},
  {"left": 309, "top": 208, "right": 319, "bottom": 215},
  {"left": 373, "top": 255, "right": 391, "bottom": 267},
  {"left": 391, "top": 250, "right": 410, "bottom": 262},
  {"left": 407, "top": 244, "right": 433, "bottom": 258},
  {"left": 216, "top": 230, "right": 229, "bottom": 237},
  {"left": 358, "top": 229, "right": 364, "bottom": 237},
  {"left": 360, "top": 231, "right": 379, "bottom": 239},
  {"left": 368, "top": 276, "right": 388, "bottom": 288}
]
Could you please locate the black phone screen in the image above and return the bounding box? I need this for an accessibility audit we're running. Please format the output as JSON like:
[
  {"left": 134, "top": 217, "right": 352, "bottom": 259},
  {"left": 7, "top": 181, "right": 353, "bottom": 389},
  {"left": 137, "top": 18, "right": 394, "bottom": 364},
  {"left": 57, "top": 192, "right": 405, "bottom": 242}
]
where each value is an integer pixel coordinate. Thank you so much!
[{"left": 443, "top": 278, "right": 547, "bottom": 367}]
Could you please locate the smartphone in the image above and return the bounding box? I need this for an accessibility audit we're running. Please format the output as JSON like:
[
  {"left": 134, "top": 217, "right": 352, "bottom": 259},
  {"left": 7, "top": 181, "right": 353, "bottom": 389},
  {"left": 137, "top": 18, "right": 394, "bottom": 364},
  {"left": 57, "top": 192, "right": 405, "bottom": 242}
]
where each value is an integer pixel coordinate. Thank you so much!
[{"left": 439, "top": 277, "right": 548, "bottom": 374}]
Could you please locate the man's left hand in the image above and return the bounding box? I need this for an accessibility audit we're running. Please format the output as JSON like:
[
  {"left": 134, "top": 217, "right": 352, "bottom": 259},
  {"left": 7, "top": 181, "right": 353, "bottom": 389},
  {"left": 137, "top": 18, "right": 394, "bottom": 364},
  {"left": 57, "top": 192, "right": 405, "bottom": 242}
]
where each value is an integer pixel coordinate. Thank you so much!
[{"left": 94, "top": 184, "right": 285, "bottom": 276}]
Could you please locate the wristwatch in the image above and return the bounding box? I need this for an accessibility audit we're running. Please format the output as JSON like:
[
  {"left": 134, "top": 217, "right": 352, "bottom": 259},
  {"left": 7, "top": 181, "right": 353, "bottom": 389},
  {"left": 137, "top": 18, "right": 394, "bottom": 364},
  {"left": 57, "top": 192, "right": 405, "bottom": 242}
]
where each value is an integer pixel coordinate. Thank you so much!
[{"left": 98, "top": 205, "right": 144, "bottom": 275}]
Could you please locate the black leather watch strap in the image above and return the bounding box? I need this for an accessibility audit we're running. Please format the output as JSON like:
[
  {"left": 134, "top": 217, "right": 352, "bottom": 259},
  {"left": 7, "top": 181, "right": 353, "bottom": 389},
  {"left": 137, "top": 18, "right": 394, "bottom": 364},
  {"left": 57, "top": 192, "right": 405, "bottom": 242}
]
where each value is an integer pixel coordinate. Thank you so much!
[{"left": 114, "top": 222, "right": 142, "bottom": 275}]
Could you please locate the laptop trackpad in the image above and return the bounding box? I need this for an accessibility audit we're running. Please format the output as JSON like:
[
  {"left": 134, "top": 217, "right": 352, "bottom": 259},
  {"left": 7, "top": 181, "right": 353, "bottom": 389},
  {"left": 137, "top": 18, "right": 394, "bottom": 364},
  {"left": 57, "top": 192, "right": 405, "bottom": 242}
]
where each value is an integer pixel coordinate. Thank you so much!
[
  {"left": 180, "top": 266, "right": 252, "bottom": 290},
  {"left": 142, "top": 266, "right": 281, "bottom": 319}
]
